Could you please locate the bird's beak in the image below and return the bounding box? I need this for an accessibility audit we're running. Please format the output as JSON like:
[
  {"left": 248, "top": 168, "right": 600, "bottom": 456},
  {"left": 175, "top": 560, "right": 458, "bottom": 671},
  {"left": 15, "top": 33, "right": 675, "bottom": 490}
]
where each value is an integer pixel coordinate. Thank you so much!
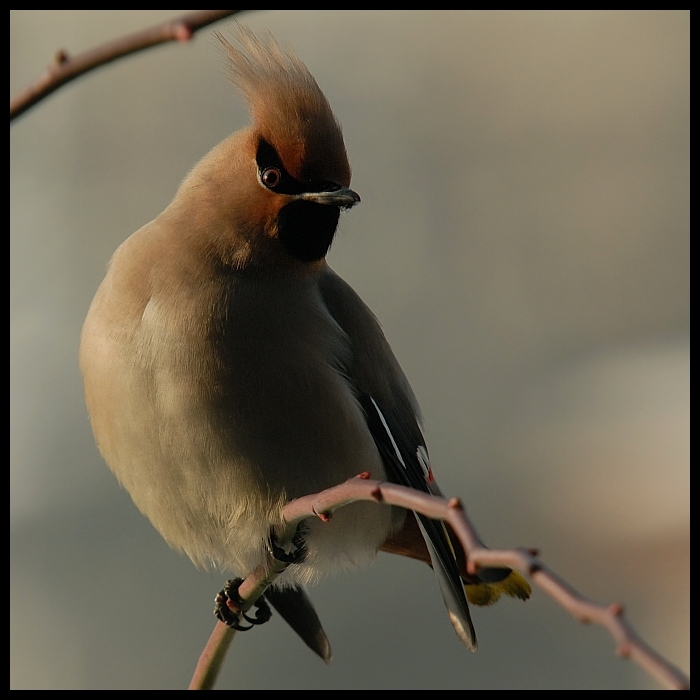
[{"left": 297, "top": 187, "right": 361, "bottom": 210}]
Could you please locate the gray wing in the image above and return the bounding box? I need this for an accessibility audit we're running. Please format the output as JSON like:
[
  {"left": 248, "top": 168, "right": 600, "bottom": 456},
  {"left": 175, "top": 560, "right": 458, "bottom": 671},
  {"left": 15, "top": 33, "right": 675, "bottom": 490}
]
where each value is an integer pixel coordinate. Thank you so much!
[{"left": 319, "top": 266, "right": 477, "bottom": 650}]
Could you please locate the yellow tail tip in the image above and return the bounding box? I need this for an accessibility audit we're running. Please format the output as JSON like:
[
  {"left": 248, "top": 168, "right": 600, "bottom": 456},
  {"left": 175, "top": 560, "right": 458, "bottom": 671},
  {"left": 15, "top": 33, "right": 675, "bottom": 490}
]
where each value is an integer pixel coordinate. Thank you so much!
[{"left": 465, "top": 569, "right": 532, "bottom": 606}]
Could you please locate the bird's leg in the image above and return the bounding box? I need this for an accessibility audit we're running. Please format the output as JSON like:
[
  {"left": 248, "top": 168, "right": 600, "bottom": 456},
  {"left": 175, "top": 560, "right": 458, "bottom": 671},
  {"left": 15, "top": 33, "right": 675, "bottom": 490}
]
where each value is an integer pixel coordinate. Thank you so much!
[
  {"left": 214, "top": 522, "right": 310, "bottom": 630},
  {"left": 214, "top": 578, "right": 272, "bottom": 630}
]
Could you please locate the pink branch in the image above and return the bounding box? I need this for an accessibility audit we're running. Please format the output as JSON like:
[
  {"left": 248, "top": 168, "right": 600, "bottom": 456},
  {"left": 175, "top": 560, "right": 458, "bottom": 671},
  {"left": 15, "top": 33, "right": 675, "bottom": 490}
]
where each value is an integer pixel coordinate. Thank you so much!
[
  {"left": 188, "top": 621, "right": 235, "bottom": 691},
  {"left": 10, "top": 10, "right": 245, "bottom": 122},
  {"left": 190, "top": 475, "right": 689, "bottom": 690}
]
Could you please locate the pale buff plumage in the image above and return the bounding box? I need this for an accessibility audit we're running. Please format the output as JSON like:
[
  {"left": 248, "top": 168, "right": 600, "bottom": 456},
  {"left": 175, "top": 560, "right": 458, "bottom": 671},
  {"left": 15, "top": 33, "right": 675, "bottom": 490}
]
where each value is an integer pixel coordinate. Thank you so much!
[
  {"left": 80, "top": 29, "right": 402, "bottom": 586},
  {"left": 80, "top": 27, "right": 530, "bottom": 654}
]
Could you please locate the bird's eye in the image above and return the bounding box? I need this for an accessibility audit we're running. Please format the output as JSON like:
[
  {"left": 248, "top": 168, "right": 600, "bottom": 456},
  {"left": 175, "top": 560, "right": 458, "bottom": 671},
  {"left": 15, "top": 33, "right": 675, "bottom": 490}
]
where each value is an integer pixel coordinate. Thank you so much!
[{"left": 260, "top": 167, "right": 282, "bottom": 189}]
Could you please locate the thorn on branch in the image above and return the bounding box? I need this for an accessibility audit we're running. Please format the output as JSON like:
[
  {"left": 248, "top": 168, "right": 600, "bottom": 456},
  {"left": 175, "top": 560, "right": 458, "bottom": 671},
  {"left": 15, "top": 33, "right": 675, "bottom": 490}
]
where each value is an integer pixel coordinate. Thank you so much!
[
  {"left": 608, "top": 602, "right": 624, "bottom": 616},
  {"left": 313, "top": 508, "right": 332, "bottom": 522},
  {"left": 53, "top": 49, "right": 70, "bottom": 66},
  {"left": 357, "top": 471, "right": 372, "bottom": 480},
  {"left": 447, "top": 497, "right": 463, "bottom": 510},
  {"left": 173, "top": 23, "right": 193, "bottom": 42},
  {"left": 616, "top": 643, "right": 632, "bottom": 658},
  {"left": 370, "top": 486, "right": 384, "bottom": 502}
]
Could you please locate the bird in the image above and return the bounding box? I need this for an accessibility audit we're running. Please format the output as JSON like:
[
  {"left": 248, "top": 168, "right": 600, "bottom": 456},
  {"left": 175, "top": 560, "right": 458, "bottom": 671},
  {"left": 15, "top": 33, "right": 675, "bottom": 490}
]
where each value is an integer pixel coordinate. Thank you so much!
[{"left": 79, "top": 26, "right": 530, "bottom": 661}]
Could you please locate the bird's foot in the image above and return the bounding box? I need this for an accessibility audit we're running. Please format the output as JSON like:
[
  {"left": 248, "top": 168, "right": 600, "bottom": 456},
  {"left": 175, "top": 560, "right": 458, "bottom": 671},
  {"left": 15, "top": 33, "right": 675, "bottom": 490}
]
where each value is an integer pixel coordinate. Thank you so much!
[
  {"left": 214, "top": 578, "right": 272, "bottom": 630},
  {"left": 267, "top": 522, "right": 308, "bottom": 564}
]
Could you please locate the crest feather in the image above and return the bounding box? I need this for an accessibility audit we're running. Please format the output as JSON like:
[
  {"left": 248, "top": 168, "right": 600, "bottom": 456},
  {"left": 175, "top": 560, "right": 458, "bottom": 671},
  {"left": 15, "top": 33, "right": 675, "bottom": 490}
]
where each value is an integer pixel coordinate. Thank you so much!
[{"left": 217, "top": 27, "right": 350, "bottom": 186}]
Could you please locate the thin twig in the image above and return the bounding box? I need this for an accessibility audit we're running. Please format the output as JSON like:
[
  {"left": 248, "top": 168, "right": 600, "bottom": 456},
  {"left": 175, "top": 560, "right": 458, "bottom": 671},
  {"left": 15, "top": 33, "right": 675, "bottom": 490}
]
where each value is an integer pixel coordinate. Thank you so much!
[
  {"left": 190, "top": 475, "right": 689, "bottom": 690},
  {"left": 10, "top": 10, "right": 244, "bottom": 122}
]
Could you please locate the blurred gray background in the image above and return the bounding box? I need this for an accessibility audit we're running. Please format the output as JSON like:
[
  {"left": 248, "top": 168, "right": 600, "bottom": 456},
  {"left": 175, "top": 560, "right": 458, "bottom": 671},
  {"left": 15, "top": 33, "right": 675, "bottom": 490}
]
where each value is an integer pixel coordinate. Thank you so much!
[{"left": 10, "top": 10, "right": 689, "bottom": 689}]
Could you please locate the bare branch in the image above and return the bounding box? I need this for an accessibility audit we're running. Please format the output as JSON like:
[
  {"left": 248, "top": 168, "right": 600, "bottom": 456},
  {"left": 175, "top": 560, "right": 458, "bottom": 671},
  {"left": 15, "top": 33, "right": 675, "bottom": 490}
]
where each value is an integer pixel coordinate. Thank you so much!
[
  {"left": 189, "top": 622, "right": 235, "bottom": 691},
  {"left": 190, "top": 475, "right": 690, "bottom": 691},
  {"left": 10, "top": 10, "right": 245, "bottom": 122}
]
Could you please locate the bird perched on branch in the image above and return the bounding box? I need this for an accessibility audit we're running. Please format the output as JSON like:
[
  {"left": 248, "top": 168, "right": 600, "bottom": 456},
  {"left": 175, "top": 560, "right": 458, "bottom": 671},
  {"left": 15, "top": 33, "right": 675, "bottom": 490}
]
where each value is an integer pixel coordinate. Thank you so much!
[{"left": 80, "top": 26, "right": 529, "bottom": 661}]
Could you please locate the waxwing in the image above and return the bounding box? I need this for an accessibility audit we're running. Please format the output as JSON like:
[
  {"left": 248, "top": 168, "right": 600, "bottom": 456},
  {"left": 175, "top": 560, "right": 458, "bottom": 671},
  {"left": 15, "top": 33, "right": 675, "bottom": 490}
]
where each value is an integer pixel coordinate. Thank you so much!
[{"left": 80, "top": 27, "right": 529, "bottom": 661}]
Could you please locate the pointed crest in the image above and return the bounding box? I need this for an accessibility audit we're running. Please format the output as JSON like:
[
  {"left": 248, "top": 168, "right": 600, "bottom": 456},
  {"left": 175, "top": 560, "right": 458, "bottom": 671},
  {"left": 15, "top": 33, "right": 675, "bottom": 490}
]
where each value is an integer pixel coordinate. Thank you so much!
[{"left": 218, "top": 27, "right": 351, "bottom": 186}]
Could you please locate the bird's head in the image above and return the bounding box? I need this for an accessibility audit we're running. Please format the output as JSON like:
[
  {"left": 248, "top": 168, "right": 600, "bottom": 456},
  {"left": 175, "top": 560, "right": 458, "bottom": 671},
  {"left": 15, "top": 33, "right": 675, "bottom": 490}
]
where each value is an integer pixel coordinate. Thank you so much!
[{"left": 175, "top": 27, "right": 360, "bottom": 269}]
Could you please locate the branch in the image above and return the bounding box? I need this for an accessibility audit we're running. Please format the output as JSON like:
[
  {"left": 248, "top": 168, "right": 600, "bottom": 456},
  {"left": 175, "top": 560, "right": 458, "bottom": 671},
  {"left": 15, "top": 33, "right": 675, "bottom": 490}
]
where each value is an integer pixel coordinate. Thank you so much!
[
  {"left": 190, "top": 475, "right": 690, "bottom": 691},
  {"left": 189, "top": 621, "right": 235, "bottom": 691},
  {"left": 10, "top": 10, "right": 245, "bottom": 122}
]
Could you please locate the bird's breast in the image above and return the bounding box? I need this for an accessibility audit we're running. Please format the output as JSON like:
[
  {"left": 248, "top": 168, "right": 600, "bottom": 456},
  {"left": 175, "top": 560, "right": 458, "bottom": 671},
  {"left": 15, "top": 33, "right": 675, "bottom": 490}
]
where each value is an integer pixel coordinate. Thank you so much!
[
  {"left": 124, "top": 267, "right": 383, "bottom": 499},
  {"left": 201, "top": 272, "right": 384, "bottom": 498}
]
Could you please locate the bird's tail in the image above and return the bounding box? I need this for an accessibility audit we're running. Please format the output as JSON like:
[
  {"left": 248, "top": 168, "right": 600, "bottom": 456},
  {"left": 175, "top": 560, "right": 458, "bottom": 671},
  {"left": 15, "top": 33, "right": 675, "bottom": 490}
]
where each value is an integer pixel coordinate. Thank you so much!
[
  {"left": 463, "top": 566, "right": 531, "bottom": 606},
  {"left": 418, "top": 515, "right": 478, "bottom": 650},
  {"left": 358, "top": 394, "right": 531, "bottom": 649},
  {"left": 419, "top": 517, "right": 531, "bottom": 649},
  {"left": 265, "top": 585, "right": 332, "bottom": 663}
]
